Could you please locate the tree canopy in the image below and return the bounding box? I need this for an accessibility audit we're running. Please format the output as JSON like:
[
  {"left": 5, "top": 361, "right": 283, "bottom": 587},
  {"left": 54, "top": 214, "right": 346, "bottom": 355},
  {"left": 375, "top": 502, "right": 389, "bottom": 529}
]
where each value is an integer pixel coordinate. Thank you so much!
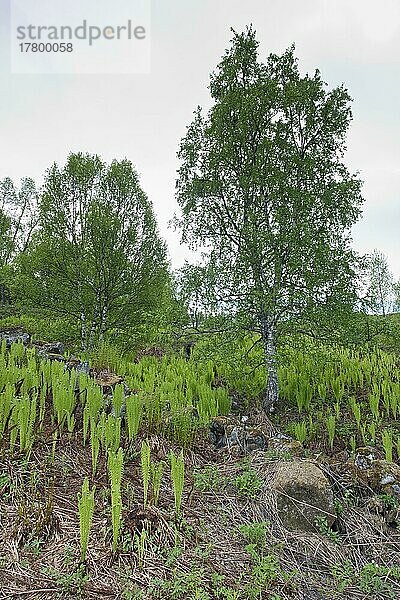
[{"left": 20, "top": 153, "right": 169, "bottom": 350}]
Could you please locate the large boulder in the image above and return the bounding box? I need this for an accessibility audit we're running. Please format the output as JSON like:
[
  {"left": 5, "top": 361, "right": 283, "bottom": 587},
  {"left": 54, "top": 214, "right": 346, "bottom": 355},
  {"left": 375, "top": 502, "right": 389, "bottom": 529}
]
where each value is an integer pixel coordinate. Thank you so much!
[
  {"left": 271, "top": 460, "right": 335, "bottom": 532},
  {"left": 209, "top": 416, "right": 303, "bottom": 457},
  {"left": 209, "top": 416, "right": 244, "bottom": 449}
]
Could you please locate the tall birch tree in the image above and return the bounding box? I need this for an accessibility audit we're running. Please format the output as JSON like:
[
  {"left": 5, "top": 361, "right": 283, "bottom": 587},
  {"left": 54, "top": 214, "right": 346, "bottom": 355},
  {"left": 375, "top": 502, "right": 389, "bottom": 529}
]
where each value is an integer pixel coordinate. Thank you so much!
[{"left": 175, "top": 29, "right": 363, "bottom": 411}]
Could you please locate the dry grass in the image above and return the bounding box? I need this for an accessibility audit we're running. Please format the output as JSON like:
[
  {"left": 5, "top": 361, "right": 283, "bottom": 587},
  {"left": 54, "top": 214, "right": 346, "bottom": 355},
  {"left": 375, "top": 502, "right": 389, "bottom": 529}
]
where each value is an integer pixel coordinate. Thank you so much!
[{"left": 1, "top": 426, "right": 400, "bottom": 600}]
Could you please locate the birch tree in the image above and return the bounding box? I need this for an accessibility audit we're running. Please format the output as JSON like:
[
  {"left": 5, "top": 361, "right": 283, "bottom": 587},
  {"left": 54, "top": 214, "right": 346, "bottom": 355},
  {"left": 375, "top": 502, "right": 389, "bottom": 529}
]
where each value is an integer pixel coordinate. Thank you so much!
[
  {"left": 0, "top": 178, "right": 38, "bottom": 305},
  {"left": 364, "top": 250, "right": 397, "bottom": 316},
  {"left": 0, "top": 177, "right": 39, "bottom": 260},
  {"left": 21, "top": 153, "right": 168, "bottom": 349},
  {"left": 175, "top": 29, "right": 363, "bottom": 411},
  {"left": 0, "top": 209, "right": 12, "bottom": 304}
]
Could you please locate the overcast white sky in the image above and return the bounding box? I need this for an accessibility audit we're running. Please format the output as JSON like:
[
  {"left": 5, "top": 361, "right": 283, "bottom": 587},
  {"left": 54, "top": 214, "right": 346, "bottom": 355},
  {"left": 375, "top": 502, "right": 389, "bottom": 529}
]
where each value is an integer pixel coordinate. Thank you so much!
[{"left": 0, "top": 0, "right": 399, "bottom": 275}]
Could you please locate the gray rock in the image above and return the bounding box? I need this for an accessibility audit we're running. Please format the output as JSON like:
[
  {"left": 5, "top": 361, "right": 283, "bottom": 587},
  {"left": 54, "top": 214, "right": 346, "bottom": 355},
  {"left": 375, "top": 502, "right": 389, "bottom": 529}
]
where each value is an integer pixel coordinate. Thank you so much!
[
  {"left": 346, "top": 454, "right": 400, "bottom": 490},
  {"left": 37, "top": 350, "right": 65, "bottom": 362},
  {"left": 268, "top": 435, "right": 303, "bottom": 457},
  {"left": 0, "top": 330, "right": 30, "bottom": 348},
  {"left": 76, "top": 361, "right": 90, "bottom": 375},
  {"left": 271, "top": 460, "right": 336, "bottom": 532},
  {"left": 44, "top": 341, "right": 64, "bottom": 355},
  {"left": 380, "top": 474, "right": 396, "bottom": 486},
  {"left": 35, "top": 340, "right": 66, "bottom": 362},
  {"left": 65, "top": 356, "right": 81, "bottom": 370},
  {"left": 209, "top": 416, "right": 278, "bottom": 453}
]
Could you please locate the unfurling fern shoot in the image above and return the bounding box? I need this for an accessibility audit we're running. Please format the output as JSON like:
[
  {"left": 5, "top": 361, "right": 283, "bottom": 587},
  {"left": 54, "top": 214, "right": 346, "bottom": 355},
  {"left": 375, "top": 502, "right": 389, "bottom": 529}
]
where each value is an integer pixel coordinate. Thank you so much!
[
  {"left": 126, "top": 394, "right": 143, "bottom": 440},
  {"left": 170, "top": 450, "right": 185, "bottom": 520},
  {"left": 77, "top": 477, "right": 95, "bottom": 563},
  {"left": 90, "top": 417, "right": 100, "bottom": 477},
  {"left": 141, "top": 439, "right": 151, "bottom": 508},
  {"left": 108, "top": 447, "right": 124, "bottom": 552},
  {"left": 151, "top": 461, "right": 164, "bottom": 506}
]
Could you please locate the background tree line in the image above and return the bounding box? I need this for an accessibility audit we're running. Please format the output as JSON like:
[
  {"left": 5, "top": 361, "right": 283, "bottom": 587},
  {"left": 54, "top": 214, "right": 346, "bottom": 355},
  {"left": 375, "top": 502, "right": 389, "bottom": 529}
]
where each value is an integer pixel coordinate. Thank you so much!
[{"left": 0, "top": 154, "right": 170, "bottom": 351}]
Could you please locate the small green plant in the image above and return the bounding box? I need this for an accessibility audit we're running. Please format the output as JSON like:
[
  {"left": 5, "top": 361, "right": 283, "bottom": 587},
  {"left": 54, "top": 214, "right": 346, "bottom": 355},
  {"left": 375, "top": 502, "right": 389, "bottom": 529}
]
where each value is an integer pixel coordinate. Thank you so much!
[
  {"left": 122, "top": 588, "right": 144, "bottom": 600},
  {"left": 90, "top": 417, "right": 101, "bottom": 477},
  {"left": 239, "top": 521, "right": 269, "bottom": 553},
  {"left": 295, "top": 377, "right": 312, "bottom": 411},
  {"left": 359, "top": 563, "right": 392, "bottom": 594},
  {"left": 83, "top": 386, "right": 103, "bottom": 445},
  {"left": 141, "top": 439, "right": 151, "bottom": 508},
  {"left": 24, "top": 536, "right": 42, "bottom": 556},
  {"left": 292, "top": 421, "right": 307, "bottom": 444},
  {"left": 149, "top": 567, "right": 210, "bottom": 600},
  {"left": 18, "top": 395, "right": 37, "bottom": 457},
  {"left": 331, "top": 560, "right": 354, "bottom": 592},
  {"left": 125, "top": 394, "right": 144, "bottom": 440},
  {"left": 382, "top": 429, "right": 393, "bottom": 462},
  {"left": 315, "top": 515, "right": 339, "bottom": 544},
  {"left": 369, "top": 391, "right": 380, "bottom": 421},
  {"left": 326, "top": 414, "right": 336, "bottom": 450},
  {"left": 193, "top": 465, "right": 222, "bottom": 492},
  {"left": 134, "top": 529, "right": 147, "bottom": 570},
  {"left": 0, "top": 470, "right": 13, "bottom": 500},
  {"left": 54, "top": 565, "right": 88, "bottom": 596},
  {"left": 334, "top": 499, "right": 344, "bottom": 516},
  {"left": 170, "top": 450, "right": 185, "bottom": 520},
  {"left": 367, "top": 421, "right": 377, "bottom": 445},
  {"left": 105, "top": 414, "right": 121, "bottom": 453},
  {"left": 112, "top": 383, "right": 125, "bottom": 418},
  {"left": 77, "top": 477, "right": 95, "bottom": 563},
  {"left": 52, "top": 377, "right": 76, "bottom": 433},
  {"left": 194, "top": 543, "right": 213, "bottom": 560},
  {"left": 264, "top": 449, "right": 293, "bottom": 461},
  {"left": 234, "top": 468, "right": 262, "bottom": 500},
  {"left": 163, "top": 544, "right": 183, "bottom": 568},
  {"left": 349, "top": 396, "right": 361, "bottom": 429},
  {"left": 63, "top": 544, "right": 75, "bottom": 568},
  {"left": 332, "top": 376, "right": 344, "bottom": 403},
  {"left": 151, "top": 461, "right": 164, "bottom": 506},
  {"left": 243, "top": 548, "right": 283, "bottom": 599},
  {"left": 378, "top": 493, "right": 399, "bottom": 510},
  {"left": 214, "top": 586, "right": 241, "bottom": 599}
]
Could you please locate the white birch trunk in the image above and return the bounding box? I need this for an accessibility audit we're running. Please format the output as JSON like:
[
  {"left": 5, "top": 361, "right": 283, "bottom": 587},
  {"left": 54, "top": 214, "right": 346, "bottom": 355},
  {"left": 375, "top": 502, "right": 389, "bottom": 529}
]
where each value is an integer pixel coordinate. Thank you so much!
[
  {"left": 99, "top": 303, "right": 108, "bottom": 343},
  {"left": 261, "top": 313, "right": 278, "bottom": 412}
]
